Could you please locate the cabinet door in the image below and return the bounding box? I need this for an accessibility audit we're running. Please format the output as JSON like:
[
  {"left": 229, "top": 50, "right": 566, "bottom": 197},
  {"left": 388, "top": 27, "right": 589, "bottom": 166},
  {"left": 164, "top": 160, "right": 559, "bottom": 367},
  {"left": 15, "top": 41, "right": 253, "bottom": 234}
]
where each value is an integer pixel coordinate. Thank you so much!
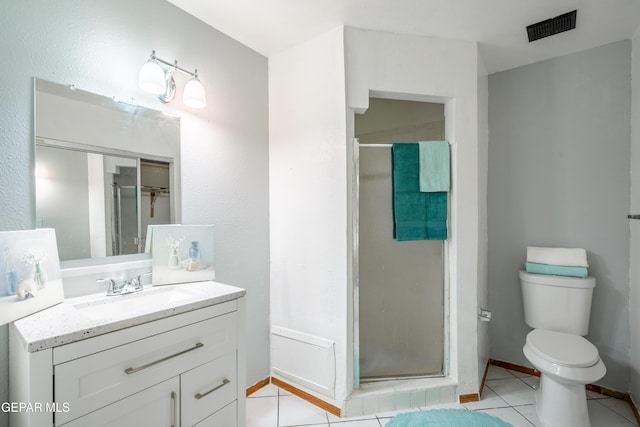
[
  {"left": 61, "top": 377, "right": 179, "bottom": 427},
  {"left": 181, "top": 352, "right": 237, "bottom": 426},
  {"left": 192, "top": 401, "right": 236, "bottom": 427}
]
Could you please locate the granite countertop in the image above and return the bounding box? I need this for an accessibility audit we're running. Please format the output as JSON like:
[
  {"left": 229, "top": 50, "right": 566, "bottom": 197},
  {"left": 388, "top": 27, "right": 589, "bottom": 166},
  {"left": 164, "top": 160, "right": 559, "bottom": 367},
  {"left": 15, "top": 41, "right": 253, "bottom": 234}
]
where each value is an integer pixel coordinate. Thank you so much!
[{"left": 12, "top": 281, "right": 246, "bottom": 353}]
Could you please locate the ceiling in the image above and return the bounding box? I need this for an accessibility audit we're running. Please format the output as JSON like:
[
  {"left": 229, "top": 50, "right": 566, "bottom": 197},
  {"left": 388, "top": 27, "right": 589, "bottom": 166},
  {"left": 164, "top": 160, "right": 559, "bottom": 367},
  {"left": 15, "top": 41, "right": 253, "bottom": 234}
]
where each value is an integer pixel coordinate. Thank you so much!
[{"left": 167, "top": 0, "right": 640, "bottom": 73}]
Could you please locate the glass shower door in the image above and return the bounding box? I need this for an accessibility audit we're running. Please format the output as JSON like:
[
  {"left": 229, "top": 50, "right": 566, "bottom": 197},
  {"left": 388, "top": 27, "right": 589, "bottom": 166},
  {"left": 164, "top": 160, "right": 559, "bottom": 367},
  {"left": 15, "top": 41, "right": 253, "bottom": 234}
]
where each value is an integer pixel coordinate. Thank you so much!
[
  {"left": 358, "top": 144, "right": 444, "bottom": 380},
  {"left": 107, "top": 162, "right": 141, "bottom": 256}
]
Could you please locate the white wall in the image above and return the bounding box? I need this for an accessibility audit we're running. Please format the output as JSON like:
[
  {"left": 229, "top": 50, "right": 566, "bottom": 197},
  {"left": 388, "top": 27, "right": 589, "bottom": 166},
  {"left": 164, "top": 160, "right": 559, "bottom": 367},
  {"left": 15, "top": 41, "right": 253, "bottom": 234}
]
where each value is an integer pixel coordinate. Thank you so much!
[
  {"left": 0, "top": 2, "right": 270, "bottom": 424},
  {"left": 630, "top": 30, "right": 640, "bottom": 405},
  {"left": 477, "top": 51, "right": 490, "bottom": 386},
  {"left": 269, "top": 26, "right": 349, "bottom": 403},
  {"left": 345, "top": 28, "right": 483, "bottom": 395},
  {"left": 270, "top": 26, "right": 486, "bottom": 405}
]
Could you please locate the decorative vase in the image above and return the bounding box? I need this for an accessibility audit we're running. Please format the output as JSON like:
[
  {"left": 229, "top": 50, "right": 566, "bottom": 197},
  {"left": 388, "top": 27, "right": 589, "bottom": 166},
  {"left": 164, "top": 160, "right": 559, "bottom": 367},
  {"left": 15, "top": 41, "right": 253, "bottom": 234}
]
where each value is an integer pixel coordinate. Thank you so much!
[
  {"left": 168, "top": 248, "right": 181, "bottom": 270},
  {"left": 32, "top": 262, "right": 48, "bottom": 289}
]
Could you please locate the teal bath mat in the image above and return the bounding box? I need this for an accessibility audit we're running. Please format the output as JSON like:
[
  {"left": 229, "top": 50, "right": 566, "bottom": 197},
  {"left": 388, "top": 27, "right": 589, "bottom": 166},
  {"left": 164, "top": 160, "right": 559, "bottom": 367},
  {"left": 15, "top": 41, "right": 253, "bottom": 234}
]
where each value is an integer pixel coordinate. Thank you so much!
[{"left": 387, "top": 409, "right": 513, "bottom": 427}]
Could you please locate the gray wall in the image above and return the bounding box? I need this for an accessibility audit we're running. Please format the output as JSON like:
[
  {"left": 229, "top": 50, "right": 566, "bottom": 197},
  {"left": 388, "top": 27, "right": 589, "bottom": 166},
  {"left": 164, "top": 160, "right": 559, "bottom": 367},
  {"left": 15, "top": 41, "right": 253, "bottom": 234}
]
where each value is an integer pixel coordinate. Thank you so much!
[
  {"left": 0, "top": 1, "right": 270, "bottom": 425},
  {"left": 488, "top": 40, "right": 631, "bottom": 391}
]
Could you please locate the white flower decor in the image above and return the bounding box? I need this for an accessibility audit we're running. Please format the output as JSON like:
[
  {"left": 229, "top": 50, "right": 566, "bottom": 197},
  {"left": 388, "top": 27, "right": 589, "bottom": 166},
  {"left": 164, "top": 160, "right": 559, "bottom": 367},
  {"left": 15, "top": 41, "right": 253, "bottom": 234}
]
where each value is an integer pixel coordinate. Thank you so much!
[
  {"left": 166, "top": 234, "right": 184, "bottom": 270},
  {"left": 23, "top": 248, "right": 48, "bottom": 289},
  {"left": 23, "top": 248, "right": 47, "bottom": 265}
]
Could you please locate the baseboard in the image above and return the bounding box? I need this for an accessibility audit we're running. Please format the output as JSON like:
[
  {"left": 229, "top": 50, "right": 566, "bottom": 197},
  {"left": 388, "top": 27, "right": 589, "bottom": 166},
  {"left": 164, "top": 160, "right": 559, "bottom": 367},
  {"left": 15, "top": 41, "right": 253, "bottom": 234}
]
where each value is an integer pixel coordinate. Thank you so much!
[
  {"left": 489, "top": 358, "right": 539, "bottom": 377},
  {"left": 479, "top": 359, "right": 490, "bottom": 397},
  {"left": 246, "top": 377, "right": 271, "bottom": 397},
  {"left": 584, "top": 383, "right": 627, "bottom": 400},
  {"left": 271, "top": 376, "right": 341, "bottom": 417},
  {"left": 459, "top": 393, "right": 480, "bottom": 403},
  {"left": 459, "top": 359, "right": 491, "bottom": 403}
]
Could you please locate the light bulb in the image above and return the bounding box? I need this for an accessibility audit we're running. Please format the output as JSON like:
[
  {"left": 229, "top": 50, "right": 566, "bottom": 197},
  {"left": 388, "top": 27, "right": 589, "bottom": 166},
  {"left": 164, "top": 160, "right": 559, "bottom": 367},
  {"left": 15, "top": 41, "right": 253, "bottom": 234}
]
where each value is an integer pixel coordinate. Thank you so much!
[
  {"left": 183, "top": 77, "right": 206, "bottom": 108},
  {"left": 138, "top": 60, "right": 166, "bottom": 95}
]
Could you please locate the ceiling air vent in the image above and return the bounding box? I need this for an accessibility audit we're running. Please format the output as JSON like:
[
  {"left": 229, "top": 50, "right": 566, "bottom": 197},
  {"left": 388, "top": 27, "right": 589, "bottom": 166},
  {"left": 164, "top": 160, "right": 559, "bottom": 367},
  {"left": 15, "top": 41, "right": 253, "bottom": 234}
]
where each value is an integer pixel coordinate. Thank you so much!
[{"left": 527, "top": 10, "right": 577, "bottom": 42}]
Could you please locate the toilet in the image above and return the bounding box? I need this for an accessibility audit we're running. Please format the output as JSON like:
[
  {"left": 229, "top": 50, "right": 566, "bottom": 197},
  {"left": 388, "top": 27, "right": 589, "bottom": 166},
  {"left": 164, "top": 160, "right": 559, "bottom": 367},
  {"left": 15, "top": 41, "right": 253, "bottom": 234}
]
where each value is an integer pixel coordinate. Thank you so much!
[{"left": 520, "top": 270, "right": 606, "bottom": 427}]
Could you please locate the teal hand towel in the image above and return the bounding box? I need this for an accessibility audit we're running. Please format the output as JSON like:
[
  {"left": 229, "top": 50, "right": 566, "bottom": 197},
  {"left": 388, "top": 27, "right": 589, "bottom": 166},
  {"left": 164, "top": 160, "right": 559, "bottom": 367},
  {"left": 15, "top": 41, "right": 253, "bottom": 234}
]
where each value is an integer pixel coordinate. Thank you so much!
[
  {"left": 525, "top": 262, "right": 588, "bottom": 278},
  {"left": 393, "top": 143, "right": 447, "bottom": 241},
  {"left": 419, "top": 141, "right": 450, "bottom": 192}
]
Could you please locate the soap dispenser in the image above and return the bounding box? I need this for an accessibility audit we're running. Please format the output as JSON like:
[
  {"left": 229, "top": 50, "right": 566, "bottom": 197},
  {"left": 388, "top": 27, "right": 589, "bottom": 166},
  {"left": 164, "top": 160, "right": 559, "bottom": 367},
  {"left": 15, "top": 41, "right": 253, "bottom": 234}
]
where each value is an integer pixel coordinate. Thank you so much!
[
  {"left": 4, "top": 248, "right": 17, "bottom": 296},
  {"left": 189, "top": 241, "right": 200, "bottom": 262}
]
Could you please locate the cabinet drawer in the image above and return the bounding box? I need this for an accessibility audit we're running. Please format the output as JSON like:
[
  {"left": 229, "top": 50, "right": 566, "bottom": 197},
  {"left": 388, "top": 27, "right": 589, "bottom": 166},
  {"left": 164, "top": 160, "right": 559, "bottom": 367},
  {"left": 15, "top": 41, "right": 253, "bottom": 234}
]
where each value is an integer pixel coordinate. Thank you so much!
[
  {"left": 61, "top": 377, "right": 180, "bottom": 427},
  {"left": 193, "top": 401, "right": 237, "bottom": 427},
  {"left": 55, "top": 312, "right": 237, "bottom": 425},
  {"left": 182, "top": 352, "right": 237, "bottom": 426}
]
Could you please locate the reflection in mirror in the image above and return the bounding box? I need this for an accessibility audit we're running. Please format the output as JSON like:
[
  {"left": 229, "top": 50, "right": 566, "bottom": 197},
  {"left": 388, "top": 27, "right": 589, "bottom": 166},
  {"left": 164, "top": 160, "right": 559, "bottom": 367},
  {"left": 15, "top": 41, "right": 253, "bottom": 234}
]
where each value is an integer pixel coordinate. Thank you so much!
[{"left": 34, "top": 79, "right": 181, "bottom": 265}]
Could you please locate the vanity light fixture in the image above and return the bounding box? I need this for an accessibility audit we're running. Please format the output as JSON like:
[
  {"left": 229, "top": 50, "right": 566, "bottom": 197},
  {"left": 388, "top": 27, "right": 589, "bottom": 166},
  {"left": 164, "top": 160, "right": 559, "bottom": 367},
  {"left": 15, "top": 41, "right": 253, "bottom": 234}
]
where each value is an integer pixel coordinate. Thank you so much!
[{"left": 138, "top": 50, "right": 206, "bottom": 108}]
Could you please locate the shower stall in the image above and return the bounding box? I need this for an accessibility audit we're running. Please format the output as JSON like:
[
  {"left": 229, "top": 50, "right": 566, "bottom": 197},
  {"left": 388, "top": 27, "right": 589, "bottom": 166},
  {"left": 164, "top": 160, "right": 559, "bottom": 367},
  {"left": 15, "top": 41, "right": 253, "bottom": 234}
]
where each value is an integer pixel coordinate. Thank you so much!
[
  {"left": 354, "top": 98, "right": 447, "bottom": 384},
  {"left": 107, "top": 159, "right": 172, "bottom": 256}
]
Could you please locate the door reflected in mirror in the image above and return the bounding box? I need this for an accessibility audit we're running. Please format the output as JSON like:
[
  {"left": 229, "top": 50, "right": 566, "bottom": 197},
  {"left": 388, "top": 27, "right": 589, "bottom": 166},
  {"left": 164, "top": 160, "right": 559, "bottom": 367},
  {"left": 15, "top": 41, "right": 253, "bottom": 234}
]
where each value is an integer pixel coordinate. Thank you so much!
[{"left": 34, "top": 79, "right": 181, "bottom": 265}]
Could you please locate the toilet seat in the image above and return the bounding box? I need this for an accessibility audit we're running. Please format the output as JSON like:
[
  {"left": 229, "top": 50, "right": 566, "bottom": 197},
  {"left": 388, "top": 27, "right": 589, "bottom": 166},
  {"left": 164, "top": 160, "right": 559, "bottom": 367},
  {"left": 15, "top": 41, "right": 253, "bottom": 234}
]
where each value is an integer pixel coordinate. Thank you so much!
[{"left": 526, "top": 329, "right": 599, "bottom": 367}]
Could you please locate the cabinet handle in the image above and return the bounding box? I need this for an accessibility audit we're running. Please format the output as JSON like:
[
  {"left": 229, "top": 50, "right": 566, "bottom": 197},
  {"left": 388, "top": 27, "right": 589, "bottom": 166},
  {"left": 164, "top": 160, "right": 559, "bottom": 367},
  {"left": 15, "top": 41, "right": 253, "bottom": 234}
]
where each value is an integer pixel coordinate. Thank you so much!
[
  {"left": 195, "top": 378, "right": 231, "bottom": 399},
  {"left": 170, "top": 391, "right": 177, "bottom": 427},
  {"left": 124, "top": 342, "right": 204, "bottom": 375}
]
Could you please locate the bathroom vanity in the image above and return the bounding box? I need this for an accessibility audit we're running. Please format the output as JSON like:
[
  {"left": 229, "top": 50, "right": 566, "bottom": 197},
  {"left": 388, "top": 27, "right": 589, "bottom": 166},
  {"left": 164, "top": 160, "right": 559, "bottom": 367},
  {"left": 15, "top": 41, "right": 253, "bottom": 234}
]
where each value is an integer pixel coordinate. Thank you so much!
[{"left": 9, "top": 281, "right": 246, "bottom": 427}]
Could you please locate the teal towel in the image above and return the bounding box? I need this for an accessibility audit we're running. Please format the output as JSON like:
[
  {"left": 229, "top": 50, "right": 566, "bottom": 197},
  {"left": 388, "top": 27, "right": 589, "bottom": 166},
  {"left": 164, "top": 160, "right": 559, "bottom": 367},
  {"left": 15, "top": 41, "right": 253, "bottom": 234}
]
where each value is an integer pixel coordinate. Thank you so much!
[
  {"left": 525, "top": 262, "right": 588, "bottom": 278},
  {"left": 392, "top": 143, "right": 447, "bottom": 241},
  {"left": 419, "top": 141, "right": 450, "bottom": 192}
]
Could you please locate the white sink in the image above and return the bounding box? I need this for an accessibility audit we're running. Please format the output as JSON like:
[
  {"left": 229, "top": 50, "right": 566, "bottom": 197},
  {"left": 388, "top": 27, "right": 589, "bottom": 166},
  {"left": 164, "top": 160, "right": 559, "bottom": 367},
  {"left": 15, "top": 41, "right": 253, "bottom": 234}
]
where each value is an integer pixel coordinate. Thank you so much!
[{"left": 73, "top": 285, "right": 202, "bottom": 320}]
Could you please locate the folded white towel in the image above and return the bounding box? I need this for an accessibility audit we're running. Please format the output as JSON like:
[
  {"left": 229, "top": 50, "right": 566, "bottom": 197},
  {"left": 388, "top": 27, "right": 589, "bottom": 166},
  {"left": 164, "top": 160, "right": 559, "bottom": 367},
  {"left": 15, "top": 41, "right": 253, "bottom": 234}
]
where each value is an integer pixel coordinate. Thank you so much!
[{"left": 526, "top": 246, "right": 589, "bottom": 268}]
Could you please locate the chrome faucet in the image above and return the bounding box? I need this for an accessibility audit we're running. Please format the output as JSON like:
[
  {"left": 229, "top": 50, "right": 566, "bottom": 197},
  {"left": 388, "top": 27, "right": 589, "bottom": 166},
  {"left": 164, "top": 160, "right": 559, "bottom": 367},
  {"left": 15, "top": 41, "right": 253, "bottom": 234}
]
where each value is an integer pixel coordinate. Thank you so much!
[{"left": 97, "top": 273, "right": 152, "bottom": 296}]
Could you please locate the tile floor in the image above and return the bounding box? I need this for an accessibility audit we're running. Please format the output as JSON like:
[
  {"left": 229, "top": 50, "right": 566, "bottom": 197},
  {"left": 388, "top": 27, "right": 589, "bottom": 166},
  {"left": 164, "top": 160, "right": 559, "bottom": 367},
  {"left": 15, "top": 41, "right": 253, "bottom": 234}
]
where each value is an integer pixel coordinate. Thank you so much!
[{"left": 246, "top": 365, "right": 639, "bottom": 426}]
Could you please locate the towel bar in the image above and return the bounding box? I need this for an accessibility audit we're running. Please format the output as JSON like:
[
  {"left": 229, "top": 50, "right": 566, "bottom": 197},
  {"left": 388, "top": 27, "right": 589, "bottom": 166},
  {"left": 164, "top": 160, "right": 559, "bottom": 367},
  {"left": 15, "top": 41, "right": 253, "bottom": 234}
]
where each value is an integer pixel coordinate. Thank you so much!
[{"left": 628, "top": 215, "right": 640, "bottom": 219}]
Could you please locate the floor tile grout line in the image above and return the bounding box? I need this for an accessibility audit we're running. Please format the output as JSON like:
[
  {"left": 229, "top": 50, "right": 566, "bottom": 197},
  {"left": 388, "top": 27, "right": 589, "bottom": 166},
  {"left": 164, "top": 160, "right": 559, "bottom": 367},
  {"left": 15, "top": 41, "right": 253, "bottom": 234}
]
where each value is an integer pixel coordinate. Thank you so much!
[
  {"left": 591, "top": 398, "right": 639, "bottom": 425},
  {"left": 514, "top": 374, "right": 536, "bottom": 390},
  {"left": 511, "top": 404, "right": 538, "bottom": 427}
]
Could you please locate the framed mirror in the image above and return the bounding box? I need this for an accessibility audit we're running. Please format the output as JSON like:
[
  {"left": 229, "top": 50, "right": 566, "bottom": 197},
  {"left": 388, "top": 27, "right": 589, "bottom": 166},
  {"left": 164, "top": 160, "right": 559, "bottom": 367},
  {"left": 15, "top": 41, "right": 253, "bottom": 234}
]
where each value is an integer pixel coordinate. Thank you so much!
[{"left": 34, "top": 79, "right": 181, "bottom": 266}]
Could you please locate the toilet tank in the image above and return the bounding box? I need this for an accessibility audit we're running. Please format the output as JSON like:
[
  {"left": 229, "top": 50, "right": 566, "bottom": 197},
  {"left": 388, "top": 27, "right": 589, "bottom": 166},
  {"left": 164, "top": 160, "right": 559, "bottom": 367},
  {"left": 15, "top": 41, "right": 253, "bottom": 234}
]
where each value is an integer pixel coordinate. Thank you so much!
[{"left": 519, "top": 270, "right": 595, "bottom": 336}]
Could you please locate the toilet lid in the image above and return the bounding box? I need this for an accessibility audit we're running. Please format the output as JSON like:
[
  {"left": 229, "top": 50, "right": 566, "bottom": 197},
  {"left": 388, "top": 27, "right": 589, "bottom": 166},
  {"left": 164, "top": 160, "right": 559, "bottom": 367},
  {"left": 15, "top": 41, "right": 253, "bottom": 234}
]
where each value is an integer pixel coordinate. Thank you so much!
[{"left": 526, "top": 329, "right": 599, "bottom": 368}]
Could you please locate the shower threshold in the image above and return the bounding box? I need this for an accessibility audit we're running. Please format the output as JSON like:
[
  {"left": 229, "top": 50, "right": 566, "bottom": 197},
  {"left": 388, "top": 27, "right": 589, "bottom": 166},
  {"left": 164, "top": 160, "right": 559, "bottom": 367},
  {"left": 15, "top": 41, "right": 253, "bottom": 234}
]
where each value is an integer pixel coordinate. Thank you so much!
[
  {"left": 346, "top": 375, "right": 457, "bottom": 417},
  {"left": 360, "top": 372, "right": 445, "bottom": 384}
]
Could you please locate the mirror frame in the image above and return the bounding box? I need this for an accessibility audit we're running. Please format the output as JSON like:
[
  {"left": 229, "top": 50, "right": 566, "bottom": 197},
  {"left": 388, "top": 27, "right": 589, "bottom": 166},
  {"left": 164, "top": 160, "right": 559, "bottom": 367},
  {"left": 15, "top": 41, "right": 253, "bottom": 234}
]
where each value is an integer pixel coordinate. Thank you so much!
[{"left": 33, "top": 78, "right": 181, "bottom": 268}]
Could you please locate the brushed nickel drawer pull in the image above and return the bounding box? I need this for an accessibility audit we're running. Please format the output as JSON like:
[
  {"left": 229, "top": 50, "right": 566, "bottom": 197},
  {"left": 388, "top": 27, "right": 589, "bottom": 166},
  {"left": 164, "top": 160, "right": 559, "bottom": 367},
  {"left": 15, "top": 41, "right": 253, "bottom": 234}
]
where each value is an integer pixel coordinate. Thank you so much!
[
  {"left": 124, "top": 342, "right": 204, "bottom": 375},
  {"left": 194, "top": 378, "right": 231, "bottom": 399},
  {"left": 170, "top": 391, "right": 178, "bottom": 427}
]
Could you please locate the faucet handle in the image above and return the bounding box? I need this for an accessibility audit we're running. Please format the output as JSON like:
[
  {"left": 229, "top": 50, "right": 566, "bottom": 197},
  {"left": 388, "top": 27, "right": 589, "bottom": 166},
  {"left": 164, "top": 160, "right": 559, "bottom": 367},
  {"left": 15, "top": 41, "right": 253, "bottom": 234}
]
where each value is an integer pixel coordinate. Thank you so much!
[
  {"left": 127, "top": 272, "right": 151, "bottom": 292},
  {"left": 136, "top": 272, "right": 152, "bottom": 286},
  {"left": 97, "top": 278, "right": 117, "bottom": 295}
]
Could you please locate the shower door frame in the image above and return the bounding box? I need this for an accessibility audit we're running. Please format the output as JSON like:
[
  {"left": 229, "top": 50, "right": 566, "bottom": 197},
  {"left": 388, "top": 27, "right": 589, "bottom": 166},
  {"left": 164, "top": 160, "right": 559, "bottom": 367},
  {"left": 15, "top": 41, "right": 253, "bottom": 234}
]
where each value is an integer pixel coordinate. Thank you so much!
[{"left": 351, "top": 136, "right": 451, "bottom": 388}]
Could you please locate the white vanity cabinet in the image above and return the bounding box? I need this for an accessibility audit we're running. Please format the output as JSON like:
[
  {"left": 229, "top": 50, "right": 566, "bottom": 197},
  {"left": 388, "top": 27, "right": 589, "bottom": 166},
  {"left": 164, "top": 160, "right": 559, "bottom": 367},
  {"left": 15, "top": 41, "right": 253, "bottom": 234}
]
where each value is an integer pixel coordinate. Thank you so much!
[{"left": 10, "top": 287, "right": 246, "bottom": 427}]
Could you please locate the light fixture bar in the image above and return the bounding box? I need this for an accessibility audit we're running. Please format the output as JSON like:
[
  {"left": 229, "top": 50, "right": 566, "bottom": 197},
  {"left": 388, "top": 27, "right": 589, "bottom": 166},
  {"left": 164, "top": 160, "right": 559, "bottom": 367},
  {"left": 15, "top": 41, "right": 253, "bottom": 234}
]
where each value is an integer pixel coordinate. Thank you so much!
[
  {"left": 139, "top": 50, "right": 206, "bottom": 108},
  {"left": 148, "top": 50, "right": 199, "bottom": 79}
]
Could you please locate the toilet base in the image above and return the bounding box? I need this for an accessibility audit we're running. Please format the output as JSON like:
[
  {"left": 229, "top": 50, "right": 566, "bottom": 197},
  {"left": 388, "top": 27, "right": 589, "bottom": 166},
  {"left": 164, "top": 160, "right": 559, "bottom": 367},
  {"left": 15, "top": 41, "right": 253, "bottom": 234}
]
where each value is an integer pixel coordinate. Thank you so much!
[{"left": 536, "top": 374, "right": 590, "bottom": 427}]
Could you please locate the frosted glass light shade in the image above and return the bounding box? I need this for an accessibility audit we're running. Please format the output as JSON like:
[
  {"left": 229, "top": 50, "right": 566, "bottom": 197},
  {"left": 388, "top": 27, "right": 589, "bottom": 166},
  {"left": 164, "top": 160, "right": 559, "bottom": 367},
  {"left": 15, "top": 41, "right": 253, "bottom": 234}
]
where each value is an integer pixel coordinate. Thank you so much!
[
  {"left": 183, "top": 77, "right": 206, "bottom": 108},
  {"left": 138, "top": 60, "right": 166, "bottom": 94}
]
